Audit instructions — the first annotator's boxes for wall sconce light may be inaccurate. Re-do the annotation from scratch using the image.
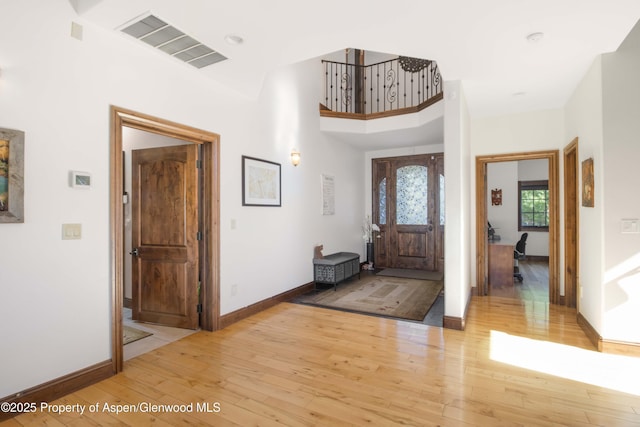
[290,149,301,167]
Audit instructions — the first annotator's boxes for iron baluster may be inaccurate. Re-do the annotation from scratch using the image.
[320,57,442,116]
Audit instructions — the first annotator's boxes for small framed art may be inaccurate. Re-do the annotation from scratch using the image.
[0,127,25,223]
[242,156,281,206]
[581,158,594,207]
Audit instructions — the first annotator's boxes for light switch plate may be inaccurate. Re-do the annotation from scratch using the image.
[70,22,83,40]
[62,223,82,240]
[621,219,639,234]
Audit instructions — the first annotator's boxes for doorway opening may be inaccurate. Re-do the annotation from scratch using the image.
[485,159,550,301]
[110,106,221,373]
[475,150,560,303]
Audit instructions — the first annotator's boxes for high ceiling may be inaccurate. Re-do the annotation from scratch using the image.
[72,0,640,118]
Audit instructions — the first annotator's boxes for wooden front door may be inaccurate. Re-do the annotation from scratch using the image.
[131,145,200,329]
[373,154,444,271]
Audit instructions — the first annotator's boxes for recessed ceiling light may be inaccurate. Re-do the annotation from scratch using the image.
[526,32,544,43]
[224,34,244,45]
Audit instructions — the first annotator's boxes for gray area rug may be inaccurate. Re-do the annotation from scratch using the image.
[377,268,444,281]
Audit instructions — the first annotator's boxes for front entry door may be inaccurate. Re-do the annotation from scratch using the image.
[131,145,199,329]
[373,154,444,271]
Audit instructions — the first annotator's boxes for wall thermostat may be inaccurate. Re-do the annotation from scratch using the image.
[70,171,91,188]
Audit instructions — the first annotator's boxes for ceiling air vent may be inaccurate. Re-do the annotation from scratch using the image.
[120,14,227,69]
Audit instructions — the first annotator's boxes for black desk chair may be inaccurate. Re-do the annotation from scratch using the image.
[513,233,528,282]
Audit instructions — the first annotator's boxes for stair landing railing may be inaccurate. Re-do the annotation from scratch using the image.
[320,56,443,119]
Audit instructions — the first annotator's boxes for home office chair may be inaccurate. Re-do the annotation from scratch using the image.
[513,233,528,282]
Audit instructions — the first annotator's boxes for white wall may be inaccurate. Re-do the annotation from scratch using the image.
[563,19,640,346]
[0,0,363,397]
[601,19,640,343]
[443,81,472,319]
[225,58,364,314]
[564,57,605,334]
[487,162,518,243]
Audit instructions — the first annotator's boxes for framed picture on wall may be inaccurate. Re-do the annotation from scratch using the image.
[491,188,502,206]
[242,155,281,206]
[0,127,25,223]
[321,173,335,215]
[582,157,594,207]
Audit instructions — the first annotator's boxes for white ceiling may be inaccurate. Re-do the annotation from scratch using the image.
[71,0,640,120]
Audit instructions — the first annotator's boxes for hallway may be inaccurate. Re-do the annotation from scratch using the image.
[489,259,549,301]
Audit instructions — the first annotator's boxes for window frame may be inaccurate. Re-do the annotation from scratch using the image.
[518,179,549,231]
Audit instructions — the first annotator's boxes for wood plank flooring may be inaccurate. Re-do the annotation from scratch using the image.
[489,259,549,301]
[5,292,640,426]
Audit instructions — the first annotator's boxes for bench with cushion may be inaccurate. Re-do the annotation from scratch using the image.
[313,252,360,290]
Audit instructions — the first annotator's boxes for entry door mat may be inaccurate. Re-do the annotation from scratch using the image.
[377,268,444,281]
[123,325,153,345]
[295,274,444,321]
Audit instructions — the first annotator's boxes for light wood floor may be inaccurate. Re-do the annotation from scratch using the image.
[5,295,640,426]
[489,259,549,301]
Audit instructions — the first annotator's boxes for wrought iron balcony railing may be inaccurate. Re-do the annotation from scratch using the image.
[320,56,443,119]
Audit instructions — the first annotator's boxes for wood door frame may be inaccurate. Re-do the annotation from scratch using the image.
[475,150,560,302]
[563,138,579,309]
[110,106,221,373]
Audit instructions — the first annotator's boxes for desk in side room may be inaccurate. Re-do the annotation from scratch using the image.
[488,241,515,287]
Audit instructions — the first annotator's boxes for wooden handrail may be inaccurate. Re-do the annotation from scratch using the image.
[319,92,443,120]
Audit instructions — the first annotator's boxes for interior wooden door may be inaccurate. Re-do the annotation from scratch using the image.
[131,145,199,329]
[373,154,443,271]
[564,138,579,308]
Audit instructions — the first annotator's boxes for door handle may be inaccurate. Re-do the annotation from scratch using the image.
[130,248,139,257]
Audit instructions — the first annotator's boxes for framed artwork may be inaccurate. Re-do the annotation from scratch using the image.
[0,127,25,223]
[242,155,281,206]
[582,158,594,207]
[491,188,502,206]
[321,173,335,215]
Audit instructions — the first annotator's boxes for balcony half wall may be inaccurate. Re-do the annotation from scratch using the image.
[319,97,444,151]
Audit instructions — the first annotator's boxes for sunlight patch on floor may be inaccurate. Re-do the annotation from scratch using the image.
[489,330,640,396]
